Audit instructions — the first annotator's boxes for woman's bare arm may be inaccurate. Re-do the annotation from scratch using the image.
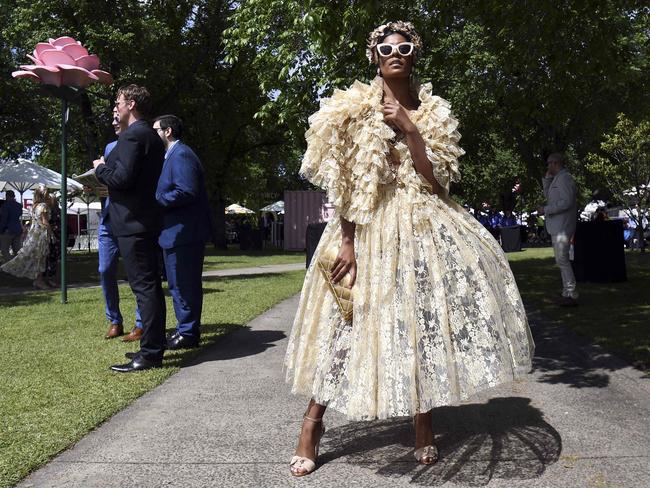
[331,216,357,286]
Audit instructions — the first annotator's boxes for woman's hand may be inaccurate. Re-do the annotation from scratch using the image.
[382,99,417,135]
[331,240,357,287]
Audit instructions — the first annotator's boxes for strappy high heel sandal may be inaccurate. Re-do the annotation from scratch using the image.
[413,415,438,465]
[289,414,325,477]
[414,445,439,465]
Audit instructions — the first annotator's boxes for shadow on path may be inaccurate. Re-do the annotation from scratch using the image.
[320,397,561,486]
[526,307,633,388]
[164,325,286,368]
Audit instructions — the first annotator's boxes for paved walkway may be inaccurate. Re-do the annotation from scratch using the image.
[18,296,650,487]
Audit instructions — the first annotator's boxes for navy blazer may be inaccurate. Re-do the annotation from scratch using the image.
[155,141,211,249]
[96,120,165,237]
[0,199,23,234]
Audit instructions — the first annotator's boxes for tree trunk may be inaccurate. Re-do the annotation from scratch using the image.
[638,224,646,253]
[210,191,227,250]
[79,92,99,168]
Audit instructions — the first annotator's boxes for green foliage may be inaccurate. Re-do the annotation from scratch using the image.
[585,113,650,237]
[2,1,650,218]
[224,1,650,208]
[1,0,304,244]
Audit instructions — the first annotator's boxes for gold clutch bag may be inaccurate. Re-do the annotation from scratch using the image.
[317,248,354,321]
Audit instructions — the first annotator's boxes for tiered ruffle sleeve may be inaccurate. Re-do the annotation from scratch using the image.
[299,80,395,225]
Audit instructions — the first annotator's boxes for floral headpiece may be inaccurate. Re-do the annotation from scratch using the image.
[366,21,423,64]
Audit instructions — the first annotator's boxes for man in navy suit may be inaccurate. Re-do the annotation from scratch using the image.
[153,115,210,349]
[99,108,143,341]
[94,85,167,372]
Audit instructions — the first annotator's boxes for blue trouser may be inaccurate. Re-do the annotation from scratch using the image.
[98,223,142,328]
[164,242,205,339]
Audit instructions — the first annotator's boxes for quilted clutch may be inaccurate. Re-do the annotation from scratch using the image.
[317,247,354,321]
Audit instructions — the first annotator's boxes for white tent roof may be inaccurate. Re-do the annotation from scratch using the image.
[581,200,606,220]
[260,200,284,214]
[0,158,83,193]
[225,203,254,214]
[67,201,102,214]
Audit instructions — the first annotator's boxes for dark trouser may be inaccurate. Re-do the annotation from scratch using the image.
[117,233,166,362]
[164,242,205,339]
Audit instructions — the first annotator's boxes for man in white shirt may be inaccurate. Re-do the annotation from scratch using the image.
[538,152,578,306]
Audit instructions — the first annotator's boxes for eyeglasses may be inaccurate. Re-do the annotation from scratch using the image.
[376,42,414,58]
[153,126,166,133]
[114,99,129,108]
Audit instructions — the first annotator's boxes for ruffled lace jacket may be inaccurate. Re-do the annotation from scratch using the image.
[299,77,464,224]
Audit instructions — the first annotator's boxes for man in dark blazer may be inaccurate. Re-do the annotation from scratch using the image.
[93,85,167,372]
[152,115,211,349]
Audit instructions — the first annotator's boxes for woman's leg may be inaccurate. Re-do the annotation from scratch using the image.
[414,410,434,449]
[291,399,327,474]
[33,272,50,289]
[414,409,438,464]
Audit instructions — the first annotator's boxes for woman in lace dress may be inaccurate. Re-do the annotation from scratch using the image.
[1,186,52,289]
[286,22,534,476]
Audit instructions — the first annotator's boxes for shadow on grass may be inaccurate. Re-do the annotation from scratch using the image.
[0,287,63,307]
[511,251,650,374]
[0,272,290,307]
[320,397,561,486]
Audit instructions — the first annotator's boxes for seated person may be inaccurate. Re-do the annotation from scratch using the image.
[499,209,519,227]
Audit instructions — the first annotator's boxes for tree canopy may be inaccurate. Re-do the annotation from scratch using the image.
[586,113,650,250]
[2,1,649,231]
[226,1,650,208]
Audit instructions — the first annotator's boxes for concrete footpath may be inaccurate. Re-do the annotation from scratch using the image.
[18,295,650,487]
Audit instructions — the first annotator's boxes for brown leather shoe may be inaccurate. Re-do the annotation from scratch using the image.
[122,327,143,342]
[105,324,124,339]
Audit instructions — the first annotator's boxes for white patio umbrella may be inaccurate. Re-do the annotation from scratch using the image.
[259,200,284,214]
[225,203,255,214]
[67,201,102,252]
[67,201,102,214]
[0,158,83,200]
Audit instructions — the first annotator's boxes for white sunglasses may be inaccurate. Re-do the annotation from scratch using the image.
[376,42,414,58]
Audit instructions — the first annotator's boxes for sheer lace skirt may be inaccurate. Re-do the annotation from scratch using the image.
[285,187,534,420]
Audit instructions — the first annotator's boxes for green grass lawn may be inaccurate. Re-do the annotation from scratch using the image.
[0,270,306,488]
[507,247,650,370]
[0,246,304,291]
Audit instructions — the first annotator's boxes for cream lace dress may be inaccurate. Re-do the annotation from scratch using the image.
[1,202,50,280]
[285,78,534,421]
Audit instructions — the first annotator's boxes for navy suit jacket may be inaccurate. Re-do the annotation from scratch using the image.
[0,199,23,234]
[95,120,165,237]
[156,141,211,249]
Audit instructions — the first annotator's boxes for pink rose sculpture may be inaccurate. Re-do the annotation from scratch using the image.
[12,36,113,88]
